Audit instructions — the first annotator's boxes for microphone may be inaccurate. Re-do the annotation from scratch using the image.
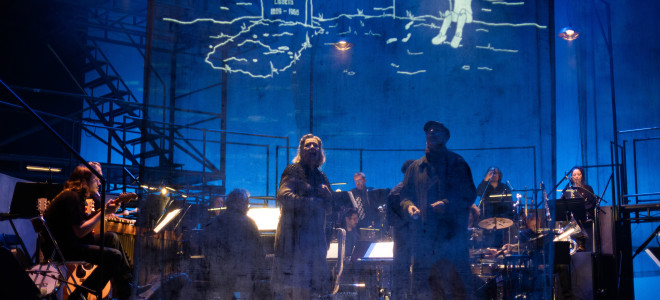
[123,167,139,185]
[506,180,514,192]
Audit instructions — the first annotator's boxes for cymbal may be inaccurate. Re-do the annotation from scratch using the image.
[478,217,514,230]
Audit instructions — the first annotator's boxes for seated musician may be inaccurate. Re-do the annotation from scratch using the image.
[350,172,378,229]
[86,161,138,219]
[476,167,513,219]
[202,188,266,299]
[559,166,597,251]
[560,166,597,220]
[340,208,361,257]
[43,165,135,300]
[476,167,513,247]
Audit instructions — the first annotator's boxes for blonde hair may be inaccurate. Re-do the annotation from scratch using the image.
[292,134,326,166]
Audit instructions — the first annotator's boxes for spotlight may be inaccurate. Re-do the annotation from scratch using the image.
[559,26,580,41]
[334,40,353,51]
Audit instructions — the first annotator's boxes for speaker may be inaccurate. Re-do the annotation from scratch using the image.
[0,246,40,300]
[570,252,617,300]
[571,252,593,300]
[597,206,615,255]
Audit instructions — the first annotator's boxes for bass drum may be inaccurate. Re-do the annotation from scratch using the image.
[28,264,64,298]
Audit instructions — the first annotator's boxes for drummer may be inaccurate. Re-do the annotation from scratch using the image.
[476,167,513,219]
[475,167,514,247]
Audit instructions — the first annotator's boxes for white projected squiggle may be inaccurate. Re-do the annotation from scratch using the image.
[164,0,546,77]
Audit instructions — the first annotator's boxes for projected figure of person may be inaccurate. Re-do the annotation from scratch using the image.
[271,134,334,299]
[399,121,476,299]
[432,0,473,48]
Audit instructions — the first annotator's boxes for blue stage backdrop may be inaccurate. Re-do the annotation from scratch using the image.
[143,0,552,199]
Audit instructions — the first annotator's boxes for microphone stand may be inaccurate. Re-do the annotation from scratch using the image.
[550,171,572,201]
[477,175,494,219]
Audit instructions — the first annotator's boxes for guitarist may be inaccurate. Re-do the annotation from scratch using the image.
[44,165,136,300]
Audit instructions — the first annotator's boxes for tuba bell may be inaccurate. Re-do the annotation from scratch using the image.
[553,213,583,255]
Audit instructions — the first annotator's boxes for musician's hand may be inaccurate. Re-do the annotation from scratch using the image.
[470,204,481,218]
[430,200,446,214]
[484,171,493,181]
[318,184,332,200]
[484,248,499,259]
[408,205,421,218]
[104,198,119,215]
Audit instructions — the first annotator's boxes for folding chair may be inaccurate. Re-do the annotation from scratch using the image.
[29,216,98,299]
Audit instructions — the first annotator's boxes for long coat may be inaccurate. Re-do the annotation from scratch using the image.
[271,163,333,294]
[399,148,476,299]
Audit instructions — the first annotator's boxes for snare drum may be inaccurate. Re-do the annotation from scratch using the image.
[28,264,63,297]
[471,259,499,277]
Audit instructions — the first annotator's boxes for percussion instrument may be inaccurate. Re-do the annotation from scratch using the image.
[478,217,514,230]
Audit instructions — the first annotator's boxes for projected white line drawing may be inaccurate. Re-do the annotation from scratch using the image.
[492,1,524,6]
[432,0,473,48]
[162,0,545,77]
[397,70,427,75]
[476,43,518,53]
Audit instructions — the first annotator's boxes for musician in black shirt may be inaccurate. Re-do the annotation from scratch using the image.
[559,166,597,251]
[476,167,513,220]
[44,165,133,300]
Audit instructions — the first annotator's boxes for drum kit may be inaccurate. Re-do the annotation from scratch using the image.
[469,191,546,299]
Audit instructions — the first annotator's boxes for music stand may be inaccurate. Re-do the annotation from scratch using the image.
[553,198,586,222]
[332,191,352,210]
[9,182,63,218]
[367,189,391,207]
[361,241,394,261]
[4,182,62,263]
[350,240,375,262]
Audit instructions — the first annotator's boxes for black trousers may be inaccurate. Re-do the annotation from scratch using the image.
[65,232,132,299]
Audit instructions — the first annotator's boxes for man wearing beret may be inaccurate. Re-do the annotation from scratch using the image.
[399,121,477,299]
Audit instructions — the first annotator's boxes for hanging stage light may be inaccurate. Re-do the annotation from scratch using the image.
[334,40,353,51]
[559,26,580,41]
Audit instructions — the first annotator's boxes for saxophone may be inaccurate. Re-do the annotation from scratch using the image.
[541,182,551,224]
